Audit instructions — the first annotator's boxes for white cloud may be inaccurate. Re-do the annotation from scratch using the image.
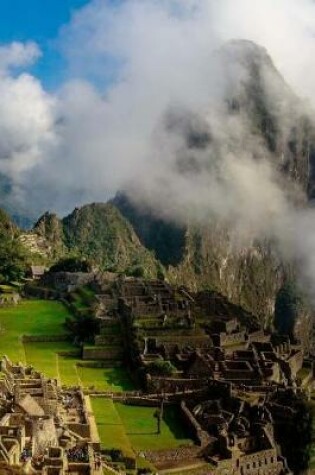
[0,73,56,177]
[0,41,41,73]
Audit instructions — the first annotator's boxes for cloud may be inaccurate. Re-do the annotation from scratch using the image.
[2,0,315,215]
[1,1,315,292]
[0,41,41,73]
[61,0,315,100]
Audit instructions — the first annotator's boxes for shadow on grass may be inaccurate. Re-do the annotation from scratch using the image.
[103,369,135,391]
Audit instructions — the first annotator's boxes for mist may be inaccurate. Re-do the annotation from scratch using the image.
[1,0,315,289]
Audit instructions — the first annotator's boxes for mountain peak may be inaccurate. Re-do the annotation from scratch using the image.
[220,39,273,66]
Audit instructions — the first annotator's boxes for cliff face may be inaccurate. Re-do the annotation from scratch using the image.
[219,40,314,193]
[166,227,284,322]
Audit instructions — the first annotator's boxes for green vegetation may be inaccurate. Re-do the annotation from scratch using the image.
[65,285,100,343]
[70,285,96,310]
[0,284,19,293]
[0,209,29,282]
[0,300,80,382]
[0,300,70,362]
[33,211,66,260]
[92,398,193,454]
[24,341,76,379]
[91,399,133,456]
[62,203,158,276]
[115,403,193,451]
[0,299,133,391]
[27,203,159,276]
[76,367,134,391]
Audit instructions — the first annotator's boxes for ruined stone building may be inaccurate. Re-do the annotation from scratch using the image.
[94,277,313,474]
[0,357,101,474]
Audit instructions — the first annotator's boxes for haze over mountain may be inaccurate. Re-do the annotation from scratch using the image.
[1,0,315,311]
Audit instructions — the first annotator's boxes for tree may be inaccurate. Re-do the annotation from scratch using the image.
[0,237,28,283]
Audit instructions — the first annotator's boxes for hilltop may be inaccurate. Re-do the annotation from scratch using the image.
[22,202,159,278]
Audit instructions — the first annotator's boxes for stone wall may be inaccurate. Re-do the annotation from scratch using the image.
[180,401,211,447]
[68,423,90,439]
[42,272,95,293]
[214,331,246,347]
[82,346,123,360]
[210,448,283,475]
[124,397,162,406]
[142,445,200,468]
[146,374,208,393]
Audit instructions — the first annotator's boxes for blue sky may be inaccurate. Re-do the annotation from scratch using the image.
[0,0,91,89]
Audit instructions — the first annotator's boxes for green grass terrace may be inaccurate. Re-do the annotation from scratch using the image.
[92,397,194,456]
[0,299,134,392]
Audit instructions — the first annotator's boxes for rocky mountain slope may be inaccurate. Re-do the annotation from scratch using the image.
[112,194,285,322]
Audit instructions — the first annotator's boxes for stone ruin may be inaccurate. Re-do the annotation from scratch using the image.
[0,356,102,474]
[91,276,315,474]
[9,273,313,474]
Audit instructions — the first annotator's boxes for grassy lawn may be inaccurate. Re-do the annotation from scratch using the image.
[58,356,82,386]
[0,300,70,363]
[116,403,193,451]
[92,399,193,454]
[77,366,134,392]
[24,341,75,379]
[0,298,136,393]
[92,398,134,456]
